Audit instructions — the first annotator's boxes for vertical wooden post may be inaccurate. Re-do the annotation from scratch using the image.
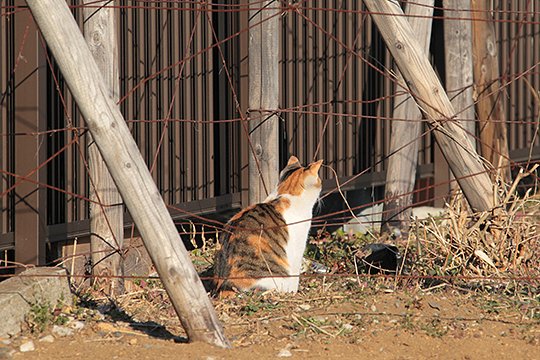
[83,0,124,295]
[471,0,510,182]
[381,0,434,238]
[444,0,476,146]
[13,4,47,267]
[248,0,280,204]
[25,0,230,347]
[442,0,477,199]
[362,0,496,212]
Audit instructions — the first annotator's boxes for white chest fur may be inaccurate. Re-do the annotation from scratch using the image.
[282,201,313,277]
[254,199,314,293]
[256,186,320,293]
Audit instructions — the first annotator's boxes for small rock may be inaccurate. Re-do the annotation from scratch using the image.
[277,348,292,357]
[52,325,74,337]
[128,338,138,346]
[93,312,105,321]
[311,316,326,323]
[38,335,55,343]
[370,304,377,312]
[0,347,11,359]
[342,324,353,331]
[19,341,35,352]
[0,339,11,345]
[298,304,311,311]
[69,321,85,331]
[96,322,117,332]
[428,301,441,311]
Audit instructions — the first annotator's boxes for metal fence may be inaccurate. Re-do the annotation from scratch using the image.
[0,1,539,264]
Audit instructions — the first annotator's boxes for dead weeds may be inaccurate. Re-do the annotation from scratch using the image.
[61,175,540,351]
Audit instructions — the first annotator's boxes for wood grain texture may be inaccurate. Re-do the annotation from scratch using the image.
[248,0,280,204]
[471,0,510,182]
[381,0,434,238]
[443,0,476,145]
[363,0,496,212]
[83,0,124,296]
[26,0,230,348]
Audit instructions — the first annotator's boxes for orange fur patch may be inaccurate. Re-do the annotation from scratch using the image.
[247,234,272,253]
[246,234,289,269]
[218,290,237,299]
[228,267,257,290]
[274,197,291,212]
[277,170,304,195]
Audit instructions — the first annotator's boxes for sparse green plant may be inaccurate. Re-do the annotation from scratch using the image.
[305,230,374,273]
[481,299,502,314]
[26,299,72,333]
[400,312,416,331]
[54,313,69,326]
[421,318,448,338]
[26,302,54,333]
[239,293,280,315]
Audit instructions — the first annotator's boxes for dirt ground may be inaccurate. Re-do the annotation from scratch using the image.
[5,276,540,360]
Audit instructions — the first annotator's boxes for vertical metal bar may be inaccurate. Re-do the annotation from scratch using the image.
[13,3,47,266]
[0,1,15,234]
[196,4,204,200]
[165,6,173,204]
[305,5,314,162]
[155,4,164,195]
[297,10,305,162]
[239,0,250,207]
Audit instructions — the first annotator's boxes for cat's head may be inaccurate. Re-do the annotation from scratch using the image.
[276,156,323,198]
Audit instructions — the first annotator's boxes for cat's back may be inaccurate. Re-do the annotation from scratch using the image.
[213,200,290,292]
[225,200,288,236]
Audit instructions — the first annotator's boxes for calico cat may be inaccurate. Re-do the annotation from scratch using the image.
[213,156,323,295]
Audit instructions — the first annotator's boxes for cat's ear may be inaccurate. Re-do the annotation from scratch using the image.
[308,160,323,173]
[287,156,300,166]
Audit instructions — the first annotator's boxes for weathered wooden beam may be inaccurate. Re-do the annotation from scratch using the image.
[471,0,510,182]
[83,0,125,296]
[248,0,280,204]
[381,0,434,238]
[444,0,476,146]
[25,0,230,348]
[362,0,496,212]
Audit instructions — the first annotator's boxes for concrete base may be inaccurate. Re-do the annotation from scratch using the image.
[0,267,72,338]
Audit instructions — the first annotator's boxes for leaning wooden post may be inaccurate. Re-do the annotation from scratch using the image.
[471,0,510,182]
[381,0,434,238]
[248,0,280,204]
[25,0,230,348]
[362,0,496,212]
[83,0,125,296]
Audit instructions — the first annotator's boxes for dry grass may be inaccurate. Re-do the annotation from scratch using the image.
[70,168,540,348]
[405,167,539,285]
